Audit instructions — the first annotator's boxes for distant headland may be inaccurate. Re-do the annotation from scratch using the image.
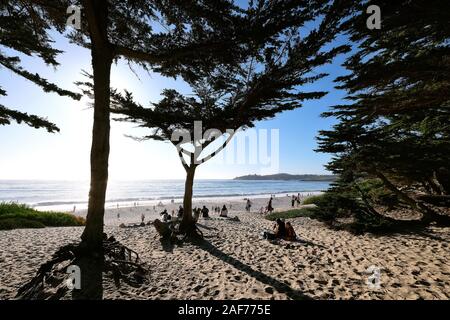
[233,173,337,181]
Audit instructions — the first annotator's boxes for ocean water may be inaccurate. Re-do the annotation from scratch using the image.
[0,179,331,211]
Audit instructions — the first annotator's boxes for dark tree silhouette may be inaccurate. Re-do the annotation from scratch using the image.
[111,0,351,238]
[70,0,247,249]
[0,1,81,132]
[316,0,450,229]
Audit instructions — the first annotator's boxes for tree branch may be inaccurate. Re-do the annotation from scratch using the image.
[196,129,238,165]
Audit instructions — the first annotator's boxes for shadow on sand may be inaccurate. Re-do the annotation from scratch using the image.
[196,239,312,300]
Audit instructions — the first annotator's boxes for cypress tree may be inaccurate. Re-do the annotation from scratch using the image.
[317,0,450,228]
[0,1,81,132]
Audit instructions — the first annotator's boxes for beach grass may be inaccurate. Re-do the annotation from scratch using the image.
[265,207,317,221]
[0,202,85,230]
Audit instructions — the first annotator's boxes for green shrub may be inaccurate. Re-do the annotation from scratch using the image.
[0,202,85,230]
[302,194,325,205]
[0,218,46,230]
[265,208,317,221]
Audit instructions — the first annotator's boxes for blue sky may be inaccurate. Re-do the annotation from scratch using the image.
[0,23,351,181]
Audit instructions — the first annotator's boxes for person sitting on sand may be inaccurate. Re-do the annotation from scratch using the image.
[201,206,209,218]
[275,218,286,238]
[263,218,286,240]
[153,219,176,241]
[177,206,184,219]
[193,207,200,222]
[220,205,228,217]
[160,209,169,222]
[284,221,297,241]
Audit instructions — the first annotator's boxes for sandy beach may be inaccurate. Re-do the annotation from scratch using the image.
[1,194,449,300]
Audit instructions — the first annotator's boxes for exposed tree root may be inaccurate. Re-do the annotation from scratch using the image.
[153,218,204,245]
[16,236,149,300]
[180,222,204,242]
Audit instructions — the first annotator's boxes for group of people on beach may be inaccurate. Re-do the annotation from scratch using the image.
[257,197,274,214]
[213,205,229,217]
[117,196,300,243]
[291,193,302,208]
[157,204,231,222]
[193,206,211,221]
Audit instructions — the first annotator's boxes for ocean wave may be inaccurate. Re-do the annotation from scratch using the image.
[32,189,326,208]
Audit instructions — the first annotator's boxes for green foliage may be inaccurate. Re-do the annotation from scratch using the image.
[302,194,325,205]
[107,1,352,227]
[0,218,46,230]
[316,0,450,229]
[358,179,398,208]
[0,1,81,132]
[265,208,317,221]
[0,203,85,230]
[111,1,351,168]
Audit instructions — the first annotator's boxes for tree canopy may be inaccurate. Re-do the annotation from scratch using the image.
[110,0,352,234]
[316,0,450,229]
[0,1,81,132]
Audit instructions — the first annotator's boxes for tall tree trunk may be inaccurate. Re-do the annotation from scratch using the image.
[432,171,446,195]
[180,165,196,233]
[436,167,450,195]
[81,0,113,250]
[427,175,443,195]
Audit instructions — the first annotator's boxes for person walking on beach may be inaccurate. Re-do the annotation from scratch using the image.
[141,213,145,224]
[267,197,274,214]
[291,195,295,208]
[117,212,120,220]
[245,199,252,212]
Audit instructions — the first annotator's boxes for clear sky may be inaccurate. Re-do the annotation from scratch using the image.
[0,27,351,181]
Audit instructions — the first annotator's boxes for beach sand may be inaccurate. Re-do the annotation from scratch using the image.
[1,194,449,300]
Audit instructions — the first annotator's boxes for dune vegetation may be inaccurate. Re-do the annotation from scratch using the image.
[0,202,85,230]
